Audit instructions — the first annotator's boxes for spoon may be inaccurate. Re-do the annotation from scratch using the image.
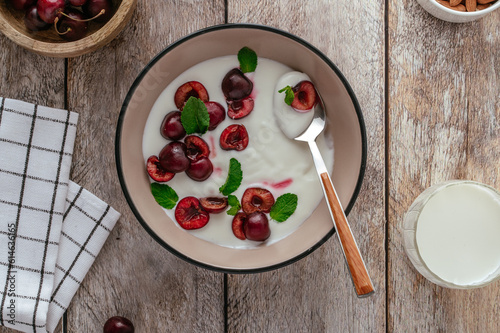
[292,92,374,297]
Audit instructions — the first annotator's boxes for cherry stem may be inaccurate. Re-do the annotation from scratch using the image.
[53,17,71,35]
[59,9,105,22]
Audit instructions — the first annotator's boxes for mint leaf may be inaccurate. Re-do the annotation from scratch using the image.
[219,158,243,196]
[226,194,241,216]
[181,96,210,134]
[238,46,258,73]
[278,86,294,106]
[270,193,298,222]
[227,206,240,216]
[151,183,178,209]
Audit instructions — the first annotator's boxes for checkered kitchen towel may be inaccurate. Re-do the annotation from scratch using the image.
[0,98,120,333]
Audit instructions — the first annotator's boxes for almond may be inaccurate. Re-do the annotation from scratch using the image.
[453,3,467,10]
[465,0,477,11]
[435,0,492,11]
[477,3,492,8]
[436,0,453,8]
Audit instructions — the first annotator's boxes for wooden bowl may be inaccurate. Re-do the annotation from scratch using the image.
[0,0,137,57]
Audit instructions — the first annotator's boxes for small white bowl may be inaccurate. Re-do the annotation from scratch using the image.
[416,0,500,22]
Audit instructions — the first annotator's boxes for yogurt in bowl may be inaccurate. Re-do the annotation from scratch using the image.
[117,24,367,272]
[142,50,334,248]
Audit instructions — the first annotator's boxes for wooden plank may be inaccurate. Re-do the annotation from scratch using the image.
[0,37,65,109]
[388,0,500,331]
[227,1,386,332]
[64,1,226,332]
[0,36,65,333]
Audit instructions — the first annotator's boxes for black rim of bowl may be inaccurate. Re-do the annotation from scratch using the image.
[115,23,368,274]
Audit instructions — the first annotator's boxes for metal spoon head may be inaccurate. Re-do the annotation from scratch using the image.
[293,92,326,143]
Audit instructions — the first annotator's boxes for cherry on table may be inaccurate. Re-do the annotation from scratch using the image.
[103,316,134,333]
[24,5,50,31]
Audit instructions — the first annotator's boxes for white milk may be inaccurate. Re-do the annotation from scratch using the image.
[404,181,500,288]
[142,56,334,249]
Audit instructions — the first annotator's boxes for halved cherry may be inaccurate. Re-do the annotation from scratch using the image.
[291,81,317,111]
[227,97,254,119]
[184,135,210,161]
[205,101,226,130]
[219,124,249,151]
[232,212,247,240]
[146,156,175,182]
[200,197,228,213]
[174,81,209,110]
[175,197,210,230]
[241,187,275,214]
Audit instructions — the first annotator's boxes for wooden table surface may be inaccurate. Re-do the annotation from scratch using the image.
[1,0,499,332]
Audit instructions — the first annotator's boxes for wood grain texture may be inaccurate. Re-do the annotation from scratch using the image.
[227,0,386,331]
[64,0,225,332]
[388,0,500,331]
[2,0,499,331]
[0,34,65,333]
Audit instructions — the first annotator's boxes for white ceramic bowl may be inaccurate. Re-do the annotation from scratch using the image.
[416,0,500,22]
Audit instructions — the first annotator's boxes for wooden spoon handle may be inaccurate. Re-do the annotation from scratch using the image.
[320,172,374,297]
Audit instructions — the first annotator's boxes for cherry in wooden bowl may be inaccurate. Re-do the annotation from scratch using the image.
[0,0,137,57]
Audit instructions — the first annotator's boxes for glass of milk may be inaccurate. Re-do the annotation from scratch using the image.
[403,180,500,289]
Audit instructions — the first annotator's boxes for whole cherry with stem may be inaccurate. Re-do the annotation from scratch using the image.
[37,0,65,24]
[54,8,105,41]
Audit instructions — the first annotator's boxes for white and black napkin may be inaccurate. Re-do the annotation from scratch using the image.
[0,98,120,333]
